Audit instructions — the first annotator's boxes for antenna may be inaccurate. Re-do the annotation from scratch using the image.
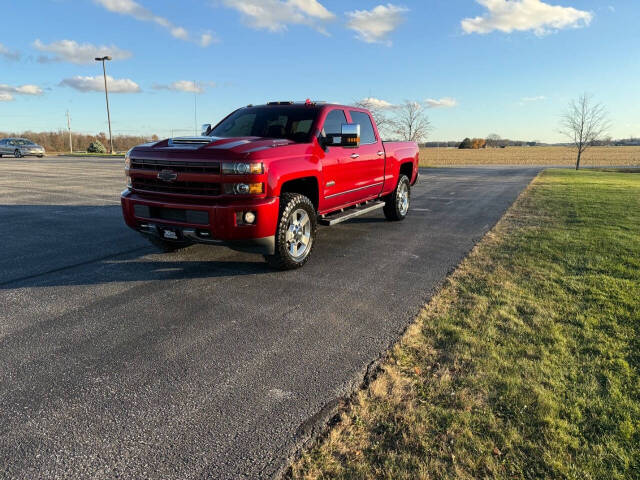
[66,110,73,153]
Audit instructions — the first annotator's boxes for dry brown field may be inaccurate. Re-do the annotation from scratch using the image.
[419,146,640,167]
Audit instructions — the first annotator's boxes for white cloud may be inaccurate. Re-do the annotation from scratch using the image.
[461,0,593,36]
[0,43,21,61]
[33,39,132,64]
[60,75,141,93]
[0,84,43,101]
[358,97,396,109]
[425,97,458,108]
[346,4,408,45]
[94,0,213,45]
[222,0,334,32]
[153,80,214,94]
[199,32,217,47]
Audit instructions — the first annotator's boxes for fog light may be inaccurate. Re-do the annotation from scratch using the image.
[236,183,250,195]
[244,211,256,224]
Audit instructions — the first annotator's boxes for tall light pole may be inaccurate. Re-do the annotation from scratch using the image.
[95,56,113,154]
[66,110,73,153]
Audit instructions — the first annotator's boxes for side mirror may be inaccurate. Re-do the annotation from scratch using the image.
[201,124,212,136]
[323,123,360,148]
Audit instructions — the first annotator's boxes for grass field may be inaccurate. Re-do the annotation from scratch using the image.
[290,169,640,479]
[420,146,640,167]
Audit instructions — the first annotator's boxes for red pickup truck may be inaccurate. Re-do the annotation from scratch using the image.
[121,101,419,269]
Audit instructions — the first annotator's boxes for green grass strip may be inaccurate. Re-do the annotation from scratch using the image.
[291,169,640,480]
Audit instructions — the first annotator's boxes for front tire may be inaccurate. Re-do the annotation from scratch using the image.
[383,174,411,221]
[265,193,317,270]
[14,149,22,158]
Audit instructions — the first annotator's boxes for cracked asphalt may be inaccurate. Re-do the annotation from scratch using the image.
[0,157,540,479]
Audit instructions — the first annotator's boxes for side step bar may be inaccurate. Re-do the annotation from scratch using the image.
[319,201,385,226]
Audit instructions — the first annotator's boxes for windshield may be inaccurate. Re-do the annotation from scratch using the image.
[210,106,320,143]
[16,139,34,145]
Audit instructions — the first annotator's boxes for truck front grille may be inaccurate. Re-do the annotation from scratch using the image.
[132,178,221,196]
[130,159,221,174]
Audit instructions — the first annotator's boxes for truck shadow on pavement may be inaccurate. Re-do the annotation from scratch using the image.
[2,249,275,290]
[0,204,276,290]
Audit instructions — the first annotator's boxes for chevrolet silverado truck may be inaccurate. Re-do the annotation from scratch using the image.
[121,101,419,269]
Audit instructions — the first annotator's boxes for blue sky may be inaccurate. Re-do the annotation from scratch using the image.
[1,0,638,141]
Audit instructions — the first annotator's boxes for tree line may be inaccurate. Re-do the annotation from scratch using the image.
[0,130,159,153]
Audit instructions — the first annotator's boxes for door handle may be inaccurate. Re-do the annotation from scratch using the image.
[350,153,360,159]
[377,151,384,156]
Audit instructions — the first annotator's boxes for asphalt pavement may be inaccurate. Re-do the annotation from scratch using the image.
[0,157,541,479]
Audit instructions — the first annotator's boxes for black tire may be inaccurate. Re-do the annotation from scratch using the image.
[383,174,411,221]
[14,149,22,158]
[146,236,191,253]
[265,193,317,270]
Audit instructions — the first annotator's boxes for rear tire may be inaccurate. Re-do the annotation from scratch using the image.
[383,174,411,221]
[146,236,191,253]
[265,193,317,270]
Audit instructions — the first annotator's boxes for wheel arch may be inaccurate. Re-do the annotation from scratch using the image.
[278,176,320,212]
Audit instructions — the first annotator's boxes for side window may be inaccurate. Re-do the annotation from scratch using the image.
[349,111,377,144]
[322,109,347,136]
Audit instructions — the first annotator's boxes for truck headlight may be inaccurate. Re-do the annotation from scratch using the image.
[223,183,264,195]
[221,162,263,175]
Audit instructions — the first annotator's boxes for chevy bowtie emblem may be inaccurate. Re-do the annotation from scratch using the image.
[157,169,178,182]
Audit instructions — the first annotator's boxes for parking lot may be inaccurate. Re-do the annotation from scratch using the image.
[0,157,540,479]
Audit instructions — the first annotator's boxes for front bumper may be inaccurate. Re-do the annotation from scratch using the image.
[121,190,279,255]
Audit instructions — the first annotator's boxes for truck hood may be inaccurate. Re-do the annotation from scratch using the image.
[134,136,297,159]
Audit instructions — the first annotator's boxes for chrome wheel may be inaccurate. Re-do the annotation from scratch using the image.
[14,149,22,158]
[286,208,312,260]
[398,181,409,216]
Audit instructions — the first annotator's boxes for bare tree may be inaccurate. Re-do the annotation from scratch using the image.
[560,93,610,170]
[353,97,394,139]
[486,133,501,148]
[392,101,432,143]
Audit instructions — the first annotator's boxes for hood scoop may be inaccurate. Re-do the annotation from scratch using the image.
[168,136,220,148]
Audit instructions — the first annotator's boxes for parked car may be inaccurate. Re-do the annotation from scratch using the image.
[121,101,419,269]
[0,138,46,158]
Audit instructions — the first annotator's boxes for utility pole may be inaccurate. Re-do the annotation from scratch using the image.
[94,56,113,154]
[66,110,73,153]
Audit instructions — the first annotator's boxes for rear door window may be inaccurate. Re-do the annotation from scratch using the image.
[349,111,377,144]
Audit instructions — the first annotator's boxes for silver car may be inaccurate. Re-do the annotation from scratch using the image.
[0,138,46,158]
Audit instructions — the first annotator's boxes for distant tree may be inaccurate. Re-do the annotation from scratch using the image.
[472,138,486,149]
[392,101,432,143]
[87,141,107,154]
[459,138,473,149]
[560,93,610,170]
[486,133,501,148]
